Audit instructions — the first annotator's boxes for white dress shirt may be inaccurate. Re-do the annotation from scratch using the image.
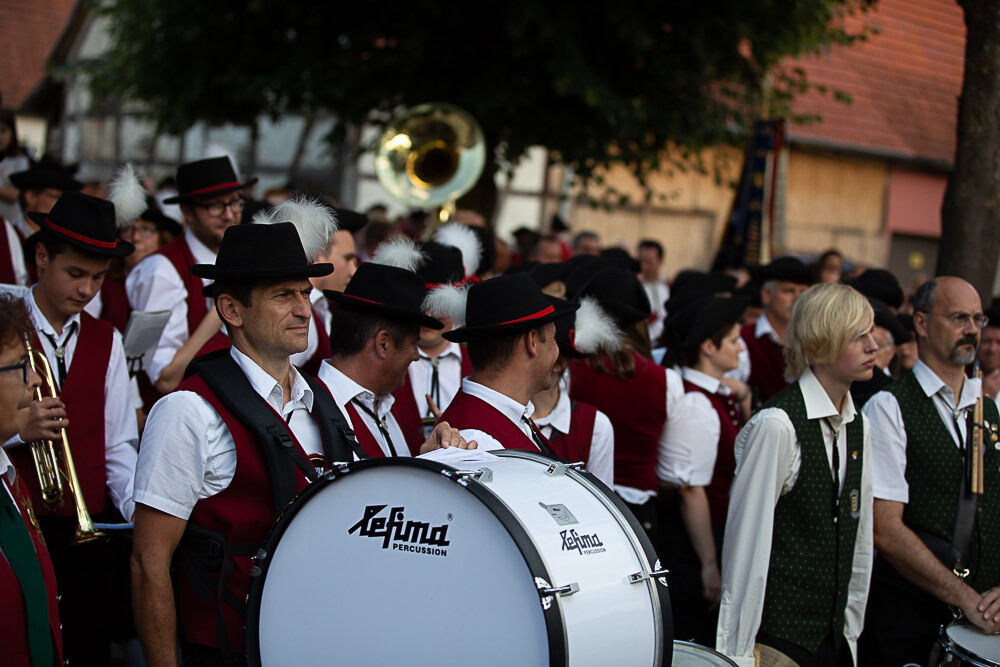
[133,347,322,520]
[125,229,220,384]
[1,219,27,286]
[732,313,780,384]
[316,361,409,458]
[6,289,141,520]
[533,378,615,487]
[863,358,980,503]
[658,367,729,487]
[408,342,464,417]
[716,367,873,667]
[641,277,670,344]
[454,378,537,452]
[288,292,324,369]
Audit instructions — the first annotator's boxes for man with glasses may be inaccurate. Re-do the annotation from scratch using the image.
[126,156,256,395]
[860,277,1000,664]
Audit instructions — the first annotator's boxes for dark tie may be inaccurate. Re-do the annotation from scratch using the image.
[42,321,77,387]
[353,400,399,457]
[427,356,440,419]
[824,418,841,521]
[0,480,54,666]
[522,415,557,457]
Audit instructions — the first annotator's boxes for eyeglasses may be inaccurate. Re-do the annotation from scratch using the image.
[921,310,990,329]
[0,357,29,384]
[193,197,244,218]
[122,223,158,239]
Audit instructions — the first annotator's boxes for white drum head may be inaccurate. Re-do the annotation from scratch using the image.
[250,460,552,666]
[672,641,739,666]
[947,624,1000,665]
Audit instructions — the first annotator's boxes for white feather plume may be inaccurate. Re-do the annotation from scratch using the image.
[250,207,279,226]
[573,296,624,354]
[269,196,339,262]
[371,237,426,272]
[108,163,148,227]
[422,284,469,328]
[433,223,482,277]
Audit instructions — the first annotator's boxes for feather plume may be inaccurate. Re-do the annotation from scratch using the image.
[108,164,148,227]
[250,206,279,226]
[268,196,339,262]
[433,223,482,277]
[573,296,623,354]
[422,284,469,328]
[371,236,425,272]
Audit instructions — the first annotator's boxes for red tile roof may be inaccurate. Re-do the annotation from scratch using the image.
[787,0,965,166]
[1,0,79,109]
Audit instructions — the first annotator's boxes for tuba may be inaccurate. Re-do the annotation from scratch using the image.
[24,335,102,544]
[374,102,486,228]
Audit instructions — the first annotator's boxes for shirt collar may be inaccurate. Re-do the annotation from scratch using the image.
[418,341,462,361]
[681,367,722,394]
[184,228,218,265]
[317,360,395,418]
[26,286,82,339]
[534,388,571,434]
[0,447,15,486]
[754,314,780,343]
[461,378,535,423]
[799,366,857,426]
[310,287,325,307]
[912,358,980,411]
[230,346,314,411]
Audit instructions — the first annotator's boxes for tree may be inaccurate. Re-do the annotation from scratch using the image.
[87,0,869,212]
[937,0,1000,301]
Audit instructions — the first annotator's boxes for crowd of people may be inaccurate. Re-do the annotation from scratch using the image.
[1,123,999,667]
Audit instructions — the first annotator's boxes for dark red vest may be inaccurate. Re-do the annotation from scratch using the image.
[98,275,130,334]
[683,379,742,528]
[438,389,541,452]
[548,400,597,466]
[569,351,667,491]
[741,322,789,402]
[297,309,330,377]
[392,347,473,456]
[155,235,229,352]
[0,475,64,666]
[176,374,312,650]
[343,402,389,459]
[0,217,19,285]
[11,313,112,516]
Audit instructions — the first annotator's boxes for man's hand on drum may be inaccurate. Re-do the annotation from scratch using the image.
[419,420,477,454]
[974,586,1000,633]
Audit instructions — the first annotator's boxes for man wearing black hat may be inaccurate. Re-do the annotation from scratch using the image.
[316,262,473,459]
[126,156,256,395]
[738,256,812,403]
[4,191,140,664]
[439,273,578,453]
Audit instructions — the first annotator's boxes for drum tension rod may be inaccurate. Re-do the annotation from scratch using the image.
[446,468,493,483]
[535,577,580,598]
[544,462,585,477]
[629,566,671,586]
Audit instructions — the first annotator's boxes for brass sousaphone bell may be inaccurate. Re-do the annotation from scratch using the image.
[374,102,486,227]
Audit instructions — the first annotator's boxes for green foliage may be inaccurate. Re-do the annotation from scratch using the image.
[87,0,870,187]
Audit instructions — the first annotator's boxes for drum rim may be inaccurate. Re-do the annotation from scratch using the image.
[673,640,740,666]
[495,450,673,666]
[244,456,569,667]
[943,622,1000,667]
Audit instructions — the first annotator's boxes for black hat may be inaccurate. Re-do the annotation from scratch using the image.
[503,261,538,276]
[749,256,813,286]
[599,247,640,274]
[9,156,83,193]
[332,207,368,234]
[671,270,738,297]
[870,298,911,345]
[191,222,332,281]
[325,262,443,329]
[417,241,465,286]
[847,269,904,310]
[573,265,651,326]
[986,305,1000,330]
[444,273,579,342]
[27,191,134,258]
[137,195,182,238]
[548,296,586,359]
[897,312,916,337]
[529,254,598,290]
[666,295,749,350]
[162,156,258,204]
[734,279,764,308]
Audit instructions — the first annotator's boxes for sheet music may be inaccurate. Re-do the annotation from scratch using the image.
[418,447,500,465]
[123,310,171,374]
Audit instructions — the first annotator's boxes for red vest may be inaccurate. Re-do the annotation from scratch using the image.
[296,309,330,377]
[175,373,313,650]
[569,351,666,491]
[343,402,389,459]
[0,217,19,285]
[683,379,742,528]
[98,275,130,334]
[0,475,64,666]
[741,323,789,402]
[11,313,113,516]
[392,348,472,456]
[548,400,597,466]
[438,390,541,452]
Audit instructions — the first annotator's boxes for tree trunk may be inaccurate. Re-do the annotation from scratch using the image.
[937,0,1000,301]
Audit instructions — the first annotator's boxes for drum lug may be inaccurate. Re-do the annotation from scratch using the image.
[447,468,493,483]
[535,576,580,609]
[544,461,585,477]
[629,560,670,587]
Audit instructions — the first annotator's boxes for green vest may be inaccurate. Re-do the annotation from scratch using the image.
[884,370,1000,590]
[757,382,864,654]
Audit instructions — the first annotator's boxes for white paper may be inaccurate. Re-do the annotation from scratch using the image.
[418,447,500,465]
[123,310,171,374]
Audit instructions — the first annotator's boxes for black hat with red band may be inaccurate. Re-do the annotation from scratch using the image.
[444,273,579,343]
[192,222,332,282]
[325,262,443,329]
[162,156,257,204]
[28,191,134,258]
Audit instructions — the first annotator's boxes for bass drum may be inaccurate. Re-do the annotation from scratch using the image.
[938,622,1000,667]
[246,450,671,666]
[671,641,738,666]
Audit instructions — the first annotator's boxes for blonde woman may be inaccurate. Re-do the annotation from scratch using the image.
[716,283,877,667]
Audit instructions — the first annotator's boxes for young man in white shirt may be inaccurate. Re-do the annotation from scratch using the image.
[717,282,877,667]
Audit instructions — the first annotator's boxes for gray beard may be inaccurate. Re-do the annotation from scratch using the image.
[950,346,978,366]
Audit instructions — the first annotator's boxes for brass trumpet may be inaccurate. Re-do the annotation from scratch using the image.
[24,335,102,544]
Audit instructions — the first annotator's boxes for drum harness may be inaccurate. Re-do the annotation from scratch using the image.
[173,352,367,655]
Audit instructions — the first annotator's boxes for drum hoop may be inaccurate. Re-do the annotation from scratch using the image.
[494,450,673,666]
[244,456,568,667]
[673,640,740,666]
[942,622,1000,667]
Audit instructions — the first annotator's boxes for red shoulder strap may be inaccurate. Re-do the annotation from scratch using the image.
[439,390,539,452]
[390,371,425,456]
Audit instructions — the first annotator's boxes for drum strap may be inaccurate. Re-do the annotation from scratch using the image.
[300,371,370,462]
[951,411,978,574]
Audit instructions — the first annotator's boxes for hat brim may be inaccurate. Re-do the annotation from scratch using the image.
[680,297,749,348]
[9,172,83,193]
[324,290,444,329]
[162,178,259,204]
[26,218,135,259]
[191,261,333,280]
[443,301,580,343]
